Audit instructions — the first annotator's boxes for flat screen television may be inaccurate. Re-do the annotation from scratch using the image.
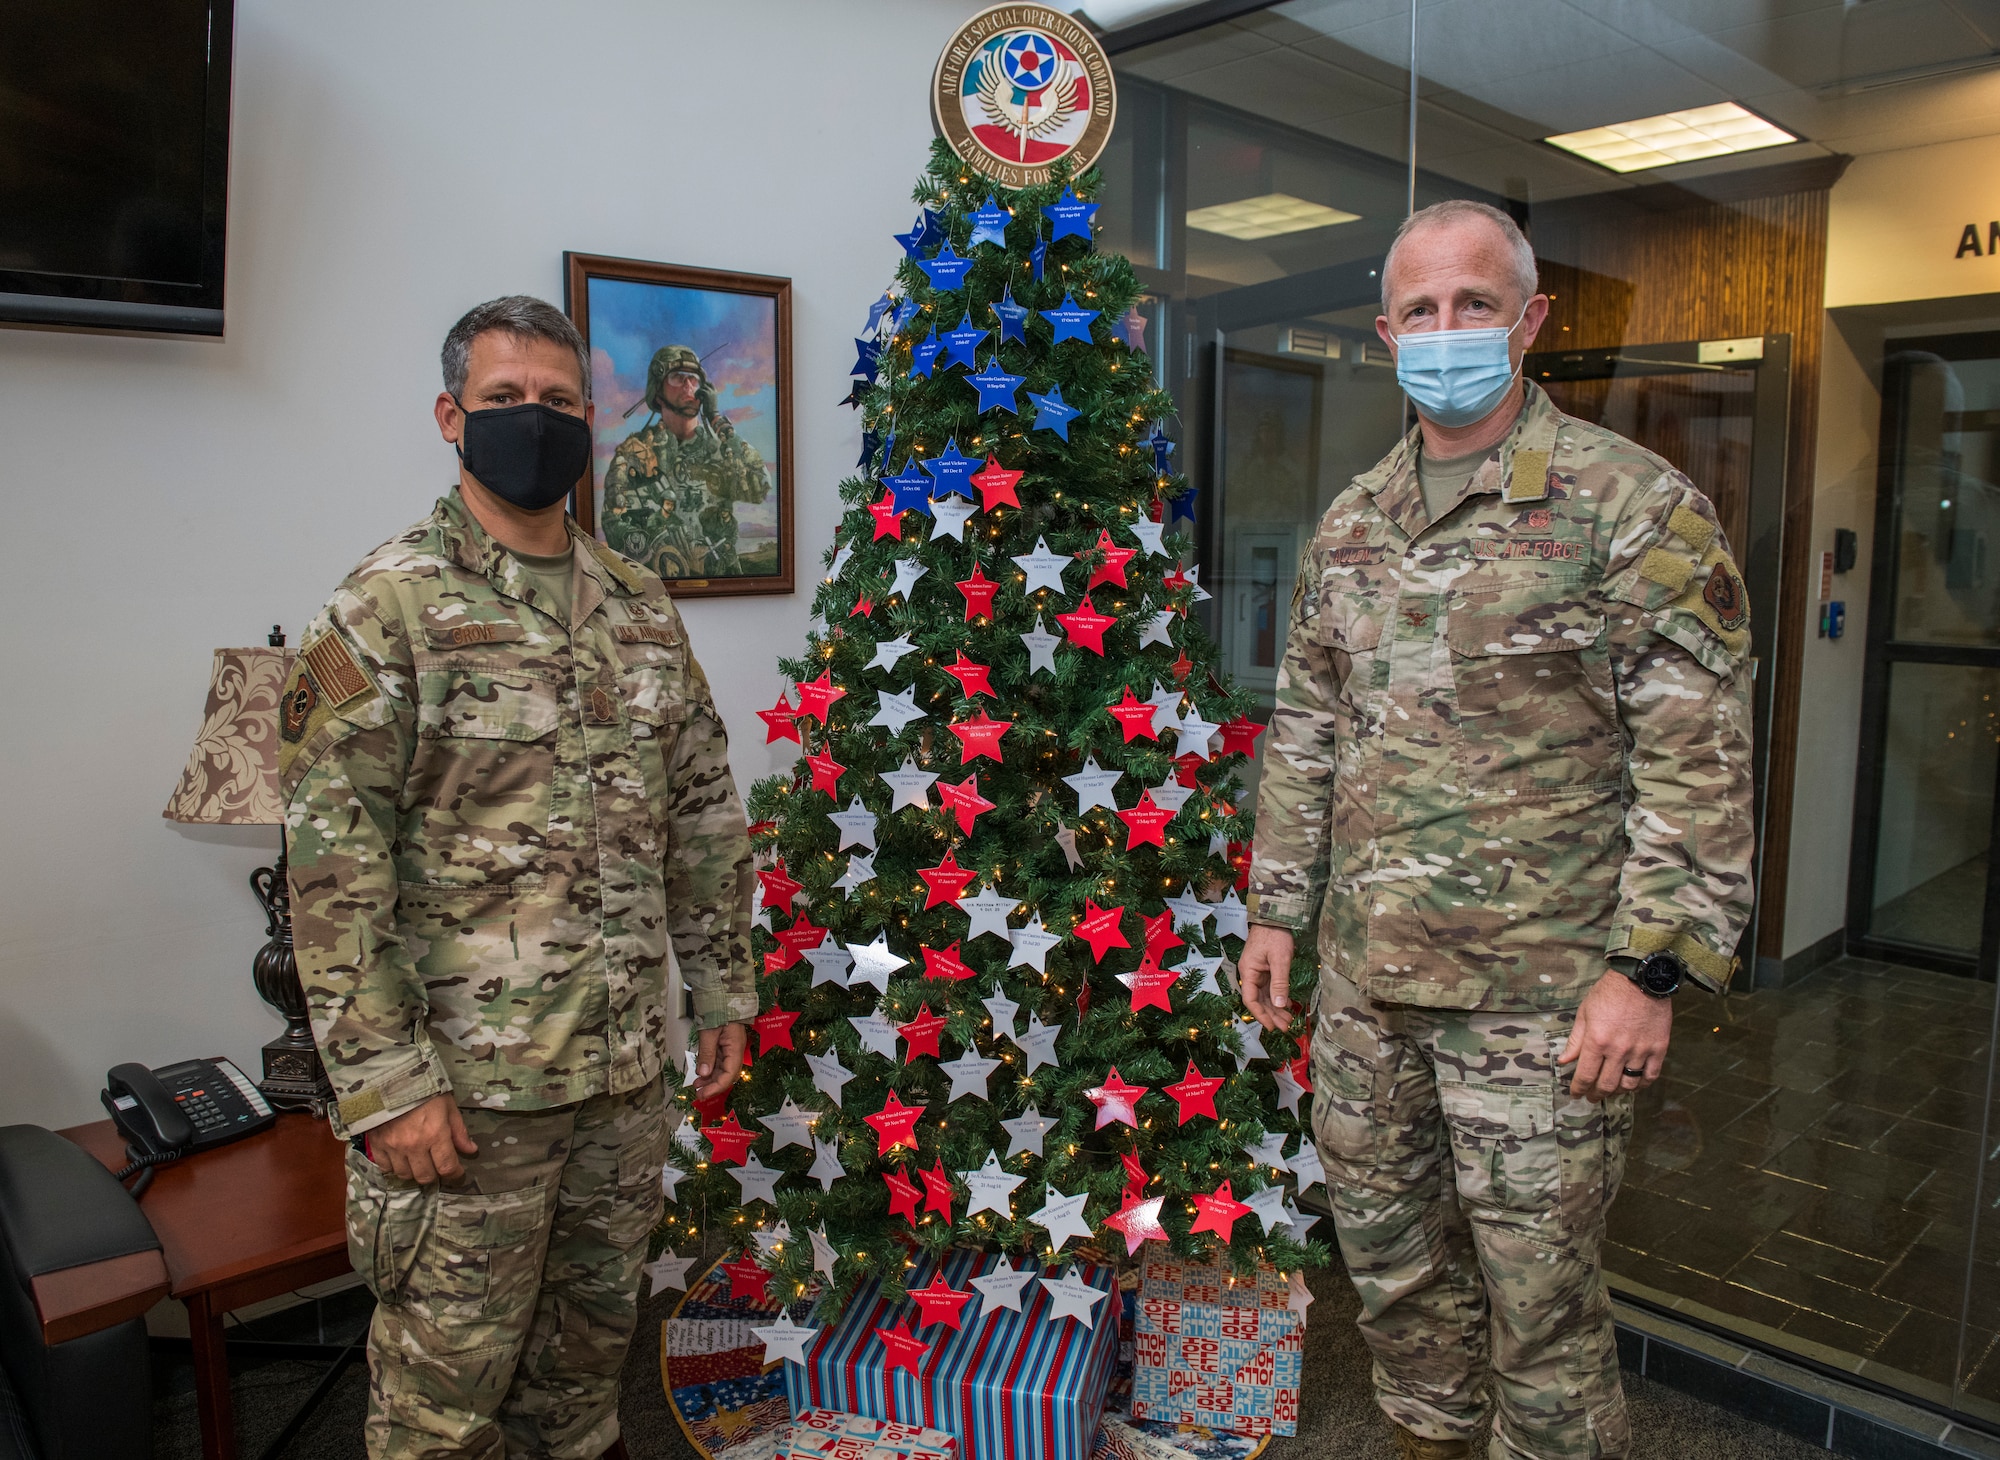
[0,0,235,335]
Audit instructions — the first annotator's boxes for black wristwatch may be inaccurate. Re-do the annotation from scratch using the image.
[1623,951,1686,999]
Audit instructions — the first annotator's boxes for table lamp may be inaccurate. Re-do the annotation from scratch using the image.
[162,630,333,1113]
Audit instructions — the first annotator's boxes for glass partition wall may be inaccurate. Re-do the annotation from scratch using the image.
[1103,0,2000,1426]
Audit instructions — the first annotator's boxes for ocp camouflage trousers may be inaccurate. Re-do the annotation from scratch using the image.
[344,1078,670,1459]
[1309,972,1634,1459]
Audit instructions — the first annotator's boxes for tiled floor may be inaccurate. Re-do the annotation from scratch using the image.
[1608,955,2000,1414]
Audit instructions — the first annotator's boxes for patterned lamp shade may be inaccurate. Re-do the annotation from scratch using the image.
[163,647,295,826]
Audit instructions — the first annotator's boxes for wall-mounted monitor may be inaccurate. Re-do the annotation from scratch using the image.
[0,0,235,336]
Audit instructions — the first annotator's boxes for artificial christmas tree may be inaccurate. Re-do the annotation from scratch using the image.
[659,140,1329,1338]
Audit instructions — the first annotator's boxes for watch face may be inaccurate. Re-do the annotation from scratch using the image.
[1639,953,1685,995]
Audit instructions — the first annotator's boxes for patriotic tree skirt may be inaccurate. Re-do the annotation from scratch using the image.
[659,1257,1270,1460]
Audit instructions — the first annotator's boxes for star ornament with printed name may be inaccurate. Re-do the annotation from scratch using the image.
[968,194,1011,249]
[792,672,846,724]
[991,281,1029,345]
[1219,715,1266,757]
[1190,1180,1254,1240]
[1055,595,1116,655]
[1165,1059,1224,1124]
[756,859,802,914]
[1103,1194,1169,1256]
[865,1090,926,1153]
[1116,954,1177,1013]
[918,848,977,909]
[1043,186,1100,243]
[757,693,799,745]
[918,242,973,291]
[721,1254,772,1302]
[884,1168,922,1224]
[1085,1067,1148,1130]
[753,1004,800,1054]
[875,1321,929,1377]
[949,710,1012,764]
[909,1273,974,1331]
[937,773,995,834]
[940,313,989,373]
[1029,385,1082,440]
[867,492,905,542]
[1079,529,1136,590]
[1075,899,1129,961]
[701,1113,757,1165]
[968,355,1025,413]
[806,750,845,798]
[909,329,941,380]
[971,454,1023,512]
[1040,292,1100,346]
[920,1159,955,1220]
[897,1002,948,1062]
[1116,790,1175,850]
[943,652,995,699]
[1107,687,1160,744]
[886,461,934,515]
[923,438,980,499]
[1140,909,1184,960]
[922,941,974,983]
[955,564,999,621]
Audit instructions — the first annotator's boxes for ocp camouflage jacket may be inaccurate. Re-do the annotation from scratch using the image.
[1247,383,1754,1009]
[279,492,756,1137]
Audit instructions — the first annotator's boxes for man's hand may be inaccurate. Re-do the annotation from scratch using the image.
[368,1093,477,1184]
[694,1021,748,1102]
[1557,970,1673,1101]
[1239,925,1297,1032]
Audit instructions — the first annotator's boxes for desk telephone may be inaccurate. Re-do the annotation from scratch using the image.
[101,1058,276,1193]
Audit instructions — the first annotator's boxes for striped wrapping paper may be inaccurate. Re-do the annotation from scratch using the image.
[783,1250,1119,1460]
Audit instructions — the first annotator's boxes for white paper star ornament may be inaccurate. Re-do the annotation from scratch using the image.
[1020,617,1061,676]
[940,1048,1002,1103]
[880,758,939,812]
[808,1136,846,1192]
[1040,1269,1110,1327]
[970,1257,1035,1313]
[645,1249,694,1296]
[806,1048,853,1104]
[1000,1103,1056,1157]
[1029,1186,1095,1254]
[757,1097,818,1151]
[1012,537,1072,595]
[1063,756,1122,814]
[828,797,879,851]
[848,931,909,994]
[1009,914,1061,973]
[960,1149,1025,1218]
[751,1310,820,1366]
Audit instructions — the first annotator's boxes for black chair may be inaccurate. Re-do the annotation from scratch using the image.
[0,1125,162,1460]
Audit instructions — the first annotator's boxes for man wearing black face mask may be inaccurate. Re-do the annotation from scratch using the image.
[278,295,754,1459]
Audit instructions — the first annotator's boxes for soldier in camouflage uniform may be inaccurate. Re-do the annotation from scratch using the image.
[1239,202,1754,1460]
[280,298,756,1459]
[600,345,771,580]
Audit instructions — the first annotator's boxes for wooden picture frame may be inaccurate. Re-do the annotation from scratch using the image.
[563,253,794,598]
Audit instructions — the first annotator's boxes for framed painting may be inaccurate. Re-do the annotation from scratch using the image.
[563,253,793,597]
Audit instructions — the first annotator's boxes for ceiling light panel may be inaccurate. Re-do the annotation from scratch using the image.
[1185,193,1361,240]
[1544,103,1798,173]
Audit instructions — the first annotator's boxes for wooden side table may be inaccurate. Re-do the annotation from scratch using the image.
[62,1111,352,1460]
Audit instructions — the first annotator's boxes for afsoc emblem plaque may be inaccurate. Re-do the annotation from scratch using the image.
[931,4,1117,186]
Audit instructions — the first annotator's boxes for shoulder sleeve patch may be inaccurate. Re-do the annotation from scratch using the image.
[301,631,371,707]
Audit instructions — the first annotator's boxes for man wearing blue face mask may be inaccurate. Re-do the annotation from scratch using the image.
[1240,202,1755,1459]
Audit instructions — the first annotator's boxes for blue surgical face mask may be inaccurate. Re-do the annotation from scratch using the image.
[1393,303,1529,429]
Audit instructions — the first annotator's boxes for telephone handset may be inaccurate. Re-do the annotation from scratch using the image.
[101,1057,276,1193]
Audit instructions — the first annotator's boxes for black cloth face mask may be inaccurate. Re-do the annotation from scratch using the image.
[454,398,591,511]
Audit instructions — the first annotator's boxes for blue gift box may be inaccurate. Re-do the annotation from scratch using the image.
[784,1251,1119,1460]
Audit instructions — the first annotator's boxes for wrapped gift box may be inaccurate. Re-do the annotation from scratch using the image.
[1128,1254,1302,1437]
[784,1251,1118,1460]
[776,1408,958,1460]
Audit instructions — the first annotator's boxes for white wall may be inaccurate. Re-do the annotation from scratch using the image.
[0,0,981,1130]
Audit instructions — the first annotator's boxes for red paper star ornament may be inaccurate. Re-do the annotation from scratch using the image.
[921,940,974,982]
[918,848,977,909]
[1107,688,1159,743]
[849,594,875,620]
[753,1004,800,1055]
[1079,529,1136,591]
[943,651,995,699]
[775,915,827,959]
[1055,594,1116,655]
[865,1090,926,1153]
[1218,715,1266,757]
[884,1168,922,1224]
[1140,910,1184,960]
[875,1321,929,1377]
[949,711,1012,764]
[806,750,846,799]
[1165,1059,1223,1124]
[1074,899,1130,962]
[1173,751,1207,788]
[702,1113,757,1166]
[909,1273,974,1330]
[1118,954,1177,1013]
[1170,650,1194,683]
[756,694,800,745]
[956,564,999,622]
[1103,1194,1168,1256]
[897,1005,947,1063]
[936,773,995,835]
[1116,790,1174,850]
[868,490,905,542]
[1085,1067,1148,1129]
[919,1159,955,1221]
[793,672,846,724]
[1120,1148,1150,1204]
[1190,1180,1253,1240]
[756,859,802,914]
[970,454,1023,512]
[721,1254,772,1301]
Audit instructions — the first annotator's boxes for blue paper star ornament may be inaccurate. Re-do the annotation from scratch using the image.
[1040,293,1100,347]
[968,195,1011,250]
[991,283,1029,346]
[968,356,1025,414]
[1029,385,1082,440]
[921,438,979,500]
[918,242,974,292]
[940,312,989,373]
[1042,187,1099,244]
